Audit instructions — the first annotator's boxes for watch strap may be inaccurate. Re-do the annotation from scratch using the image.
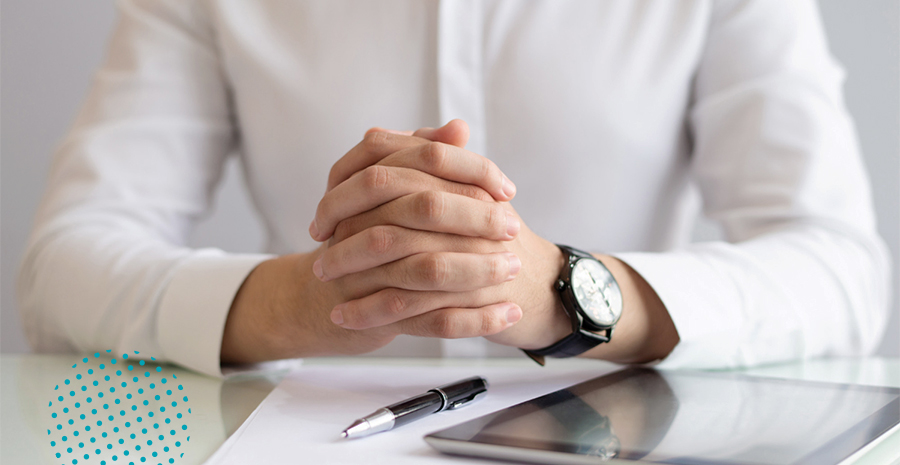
[524,328,610,360]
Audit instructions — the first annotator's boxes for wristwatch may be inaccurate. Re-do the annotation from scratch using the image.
[523,245,623,365]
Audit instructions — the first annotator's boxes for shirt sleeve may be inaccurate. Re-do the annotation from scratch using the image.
[16,0,271,377]
[615,0,891,368]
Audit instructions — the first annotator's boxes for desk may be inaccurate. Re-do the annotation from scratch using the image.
[2,355,898,465]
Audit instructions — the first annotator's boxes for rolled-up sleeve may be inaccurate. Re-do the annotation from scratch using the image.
[617,0,890,368]
[17,0,270,377]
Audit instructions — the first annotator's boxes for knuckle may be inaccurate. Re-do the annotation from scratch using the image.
[362,130,388,152]
[485,204,504,235]
[362,165,390,191]
[480,309,502,335]
[366,226,395,255]
[419,254,449,287]
[431,313,458,338]
[488,255,506,282]
[416,191,445,225]
[384,290,407,318]
[423,142,447,172]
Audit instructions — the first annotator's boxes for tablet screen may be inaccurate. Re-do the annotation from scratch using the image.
[426,368,900,465]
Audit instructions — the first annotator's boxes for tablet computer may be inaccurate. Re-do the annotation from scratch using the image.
[425,367,900,465]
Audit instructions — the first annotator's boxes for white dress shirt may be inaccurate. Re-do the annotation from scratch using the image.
[19,0,890,377]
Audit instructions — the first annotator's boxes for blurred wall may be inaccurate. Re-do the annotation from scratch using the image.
[2,0,897,355]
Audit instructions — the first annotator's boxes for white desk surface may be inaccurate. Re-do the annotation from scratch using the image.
[2,355,897,465]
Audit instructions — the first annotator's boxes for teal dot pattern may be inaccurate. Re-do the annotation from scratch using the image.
[45,351,192,465]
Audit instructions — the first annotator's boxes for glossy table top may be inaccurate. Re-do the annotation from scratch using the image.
[2,355,897,465]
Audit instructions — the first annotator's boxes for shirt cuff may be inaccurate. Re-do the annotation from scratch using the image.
[613,248,745,369]
[157,250,272,377]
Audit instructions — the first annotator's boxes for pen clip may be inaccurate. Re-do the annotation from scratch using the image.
[446,389,487,410]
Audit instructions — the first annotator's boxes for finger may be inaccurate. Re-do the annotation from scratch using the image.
[327,236,509,299]
[326,131,429,192]
[313,165,501,242]
[316,225,521,283]
[331,184,501,244]
[375,141,516,202]
[330,288,494,330]
[329,191,518,247]
[393,302,522,339]
[365,127,415,136]
[330,120,471,193]
[412,118,470,148]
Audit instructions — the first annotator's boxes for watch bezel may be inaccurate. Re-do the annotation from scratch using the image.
[557,253,622,332]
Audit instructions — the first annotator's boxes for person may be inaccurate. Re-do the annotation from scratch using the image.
[18,0,890,377]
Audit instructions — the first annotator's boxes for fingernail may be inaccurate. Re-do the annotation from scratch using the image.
[506,211,520,238]
[330,307,344,325]
[505,305,522,324]
[312,257,326,281]
[309,219,320,241]
[506,253,521,280]
[501,174,516,199]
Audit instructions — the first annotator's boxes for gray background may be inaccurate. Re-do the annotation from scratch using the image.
[2,1,898,356]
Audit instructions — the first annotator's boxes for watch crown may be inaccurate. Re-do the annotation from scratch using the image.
[555,279,566,291]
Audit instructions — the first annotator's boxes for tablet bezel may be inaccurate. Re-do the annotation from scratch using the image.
[424,367,900,465]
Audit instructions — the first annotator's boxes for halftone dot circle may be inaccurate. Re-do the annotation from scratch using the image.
[46,352,190,464]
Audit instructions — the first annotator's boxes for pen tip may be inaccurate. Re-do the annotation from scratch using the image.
[340,431,348,439]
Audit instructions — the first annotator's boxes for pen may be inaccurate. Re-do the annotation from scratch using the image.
[340,376,489,439]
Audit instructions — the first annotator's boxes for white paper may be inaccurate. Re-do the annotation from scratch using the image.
[203,363,618,464]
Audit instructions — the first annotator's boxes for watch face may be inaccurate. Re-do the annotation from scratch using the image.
[571,259,623,327]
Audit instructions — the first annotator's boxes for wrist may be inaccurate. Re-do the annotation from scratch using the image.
[516,240,572,350]
[221,252,321,364]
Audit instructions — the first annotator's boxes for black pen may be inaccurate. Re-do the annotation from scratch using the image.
[340,376,489,439]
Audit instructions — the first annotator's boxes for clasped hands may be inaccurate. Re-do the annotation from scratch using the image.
[312,119,570,347]
[222,120,574,363]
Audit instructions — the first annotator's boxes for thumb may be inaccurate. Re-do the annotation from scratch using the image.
[413,119,469,148]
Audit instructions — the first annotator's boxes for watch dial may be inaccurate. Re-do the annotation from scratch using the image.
[571,259,623,327]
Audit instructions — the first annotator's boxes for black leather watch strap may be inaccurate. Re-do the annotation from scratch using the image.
[527,329,609,358]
